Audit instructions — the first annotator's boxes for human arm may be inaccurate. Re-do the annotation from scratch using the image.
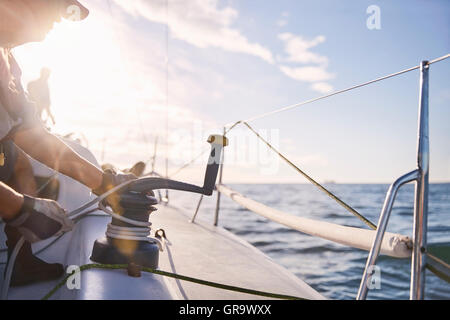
[0,181,24,220]
[9,124,157,217]
[11,124,103,190]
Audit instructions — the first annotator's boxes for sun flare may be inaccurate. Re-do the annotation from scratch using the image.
[12,11,167,168]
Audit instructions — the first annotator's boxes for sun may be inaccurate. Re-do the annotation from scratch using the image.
[12,13,127,130]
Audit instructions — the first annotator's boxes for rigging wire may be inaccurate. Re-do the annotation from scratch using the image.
[225,53,450,129]
[106,0,152,164]
[172,54,450,180]
[150,136,158,172]
[164,0,170,202]
[241,121,377,229]
[168,148,210,178]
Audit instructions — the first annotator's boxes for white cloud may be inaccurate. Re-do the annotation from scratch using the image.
[278,33,328,65]
[277,32,335,94]
[112,0,274,64]
[279,66,335,83]
[310,82,333,94]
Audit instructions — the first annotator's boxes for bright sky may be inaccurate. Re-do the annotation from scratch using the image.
[13,0,450,184]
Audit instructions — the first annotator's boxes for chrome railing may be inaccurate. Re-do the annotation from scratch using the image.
[411,61,430,300]
[357,60,430,300]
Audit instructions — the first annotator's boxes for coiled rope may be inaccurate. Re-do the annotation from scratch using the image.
[99,202,163,251]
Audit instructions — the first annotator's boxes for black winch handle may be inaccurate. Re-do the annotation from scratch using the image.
[127,135,228,196]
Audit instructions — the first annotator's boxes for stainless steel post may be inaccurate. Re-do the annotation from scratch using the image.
[357,170,419,300]
[410,60,430,300]
[213,128,226,226]
[190,195,204,223]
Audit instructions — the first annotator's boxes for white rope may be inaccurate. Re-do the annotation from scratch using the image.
[105,223,162,251]
[99,202,163,251]
[98,201,151,227]
[217,184,412,258]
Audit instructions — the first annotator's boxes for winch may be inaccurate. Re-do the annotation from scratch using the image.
[90,134,228,268]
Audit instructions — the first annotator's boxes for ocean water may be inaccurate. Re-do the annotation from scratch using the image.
[169,183,450,300]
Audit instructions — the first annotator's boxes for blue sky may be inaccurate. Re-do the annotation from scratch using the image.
[14,0,449,183]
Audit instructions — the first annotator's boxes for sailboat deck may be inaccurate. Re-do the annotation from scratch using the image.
[152,204,325,300]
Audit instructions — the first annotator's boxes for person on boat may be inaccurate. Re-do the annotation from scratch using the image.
[0,0,155,287]
[27,67,55,126]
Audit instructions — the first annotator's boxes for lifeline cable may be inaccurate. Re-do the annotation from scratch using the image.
[172,56,450,177]
[224,53,450,128]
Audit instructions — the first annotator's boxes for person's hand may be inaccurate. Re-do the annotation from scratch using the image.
[92,170,157,214]
[92,170,136,195]
[5,195,74,243]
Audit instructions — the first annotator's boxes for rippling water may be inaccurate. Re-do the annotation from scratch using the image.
[170,183,450,300]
